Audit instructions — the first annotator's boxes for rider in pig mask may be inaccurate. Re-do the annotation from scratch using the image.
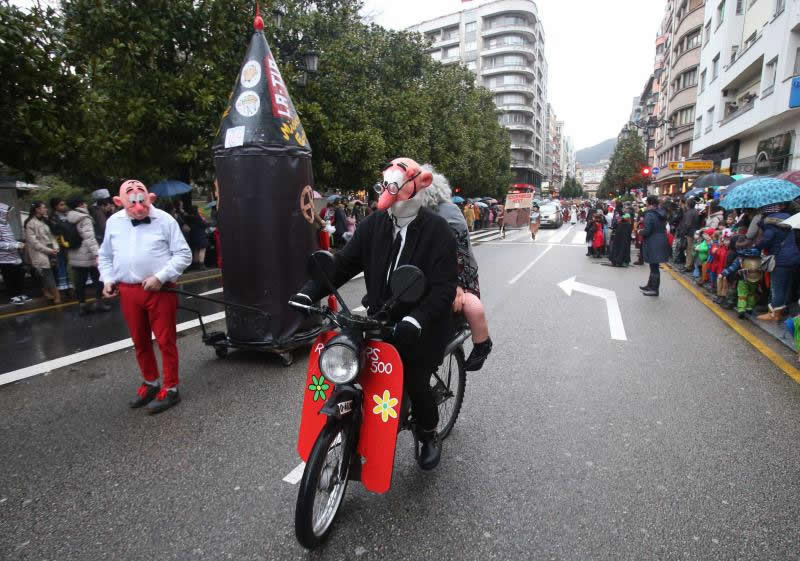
[291,157,457,470]
[98,180,192,414]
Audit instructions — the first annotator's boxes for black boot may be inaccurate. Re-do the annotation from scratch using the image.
[465,337,492,372]
[417,428,441,471]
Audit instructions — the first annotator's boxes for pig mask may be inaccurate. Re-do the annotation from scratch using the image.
[114,180,156,221]
[376,158,433,228]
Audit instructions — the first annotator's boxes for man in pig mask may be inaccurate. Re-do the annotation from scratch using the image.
[99,180,192,414]
[291,158,457,470]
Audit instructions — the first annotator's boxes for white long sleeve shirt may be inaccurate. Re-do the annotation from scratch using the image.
[98,207,192,284]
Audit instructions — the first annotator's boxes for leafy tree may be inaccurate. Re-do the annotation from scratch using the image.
[561,174,584,198]
[598,132,646,198]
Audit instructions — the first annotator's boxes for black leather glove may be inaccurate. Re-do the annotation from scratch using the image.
[289,293,313,314]
[392,319,421,345]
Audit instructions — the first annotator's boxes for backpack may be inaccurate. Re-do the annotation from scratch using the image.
[60,220,83,249]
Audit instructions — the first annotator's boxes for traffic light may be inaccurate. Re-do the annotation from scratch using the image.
[641,167,652,177]
[454,186,461,193]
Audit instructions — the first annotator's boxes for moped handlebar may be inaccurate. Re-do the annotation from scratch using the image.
[288,300,395,337]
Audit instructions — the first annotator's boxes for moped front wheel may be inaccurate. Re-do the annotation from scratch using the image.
[295,421,351,549]
[431,347,466,439]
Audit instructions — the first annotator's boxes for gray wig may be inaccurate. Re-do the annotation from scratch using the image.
[417,164,453,209]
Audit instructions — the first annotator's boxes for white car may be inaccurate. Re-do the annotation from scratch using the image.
[539,204,562,228]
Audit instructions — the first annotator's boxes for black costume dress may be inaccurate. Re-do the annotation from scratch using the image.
[609,220,633,266]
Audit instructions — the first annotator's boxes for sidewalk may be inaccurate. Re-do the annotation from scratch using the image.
[0,267,221,317]
[666,263,796,353]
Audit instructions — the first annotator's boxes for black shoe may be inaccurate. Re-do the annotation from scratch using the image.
[641,289,659,297]
[146,388,181,415]
[129,383,160,408]
[95,301,112,312]
[465,337,493,372]
[78,302,93,316]
[639,285,651,291]
[417,428,441,471]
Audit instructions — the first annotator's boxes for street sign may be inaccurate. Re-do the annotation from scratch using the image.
[667,160,713,171]
[652,166,660,176]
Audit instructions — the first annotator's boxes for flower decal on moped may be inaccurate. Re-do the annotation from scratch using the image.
[372,390,398,423]
[308,375,330,402]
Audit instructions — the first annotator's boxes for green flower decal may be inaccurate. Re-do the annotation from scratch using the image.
[308,375,330,402]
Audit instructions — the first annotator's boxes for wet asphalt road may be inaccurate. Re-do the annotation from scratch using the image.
[1,224,800,561]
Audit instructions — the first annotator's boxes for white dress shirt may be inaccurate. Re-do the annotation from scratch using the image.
[389,222,421,330]
[98,207,192,284]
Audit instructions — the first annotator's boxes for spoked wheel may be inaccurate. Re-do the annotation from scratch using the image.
[295,422,351,549]
[430,347,466,439]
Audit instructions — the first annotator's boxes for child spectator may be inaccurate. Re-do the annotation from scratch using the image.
[693,231,708,281]
[723,247,762,319]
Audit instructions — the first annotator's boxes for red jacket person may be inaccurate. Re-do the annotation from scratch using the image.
[98,180,192,414]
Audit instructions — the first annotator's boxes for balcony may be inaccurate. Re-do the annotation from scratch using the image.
[490,83,535,96]
[511,159,537,170]
[720,98,755,126]
[431,36,460,49]
[481,44,537,59]
[482,24,537,40]
[497,104,535,115]
[481,64,535,78]
[511,142,535,152]
[503,122,535,134]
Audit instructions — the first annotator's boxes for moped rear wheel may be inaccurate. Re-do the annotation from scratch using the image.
[431,347,466,439]
[295,422,351,549]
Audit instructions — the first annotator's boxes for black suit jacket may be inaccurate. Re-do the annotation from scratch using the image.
[303,208,457,370]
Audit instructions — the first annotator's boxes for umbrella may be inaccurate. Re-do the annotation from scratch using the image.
[474,201,488,208]
[776,170,800,187]
[150,180,192,198]
[732,174,752,181]
[683,187,705,200]
[451,196,465,204]
[782,212,800,229]
[693,173,734,189]
[327,194,342,202]
[313,190,322,199]
[485,198,499,204]
[718,175,759,195]
[720,177,800,210]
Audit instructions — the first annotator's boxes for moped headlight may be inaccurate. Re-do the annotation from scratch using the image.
[320,343,360,384]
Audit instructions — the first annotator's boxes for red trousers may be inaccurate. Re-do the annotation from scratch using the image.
[119,283,179,388]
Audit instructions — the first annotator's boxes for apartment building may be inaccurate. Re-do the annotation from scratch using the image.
[408,0,549,190]
[653,0,707,195]
[692,0,800,174]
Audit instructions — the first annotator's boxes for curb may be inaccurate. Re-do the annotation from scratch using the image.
[0,269,221,319]
[665,264,800,385]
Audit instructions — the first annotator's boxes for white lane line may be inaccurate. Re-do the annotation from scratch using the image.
[0,312,227,386]
[571,231,587,245]
[198,287,224,296]
[508,245,553,285]
[283,462,306,484]
[507,230,531,242]
[484,242,586,248]
[549,225,575,244]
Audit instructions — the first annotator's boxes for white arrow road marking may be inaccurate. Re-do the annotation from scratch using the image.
[558,276,628,341]
[508,245,553,285]
[283,462,306,485]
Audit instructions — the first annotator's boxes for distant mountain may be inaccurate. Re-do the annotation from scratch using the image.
[576,138,617,166]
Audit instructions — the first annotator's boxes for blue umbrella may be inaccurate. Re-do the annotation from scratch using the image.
[683,187,705,200]
[327,194,342,202]
[149,180,192,198]
[718,175,759,196]
[451,196,465,204]
[720,177,800,210]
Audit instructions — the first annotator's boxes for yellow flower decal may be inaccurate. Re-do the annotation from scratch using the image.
[372,390,398,423]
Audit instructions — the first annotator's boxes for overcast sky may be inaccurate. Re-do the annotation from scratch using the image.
[362,0,665,151]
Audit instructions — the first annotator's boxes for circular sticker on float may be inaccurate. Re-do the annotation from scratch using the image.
[240,60,262,88]
[235,91,260,117]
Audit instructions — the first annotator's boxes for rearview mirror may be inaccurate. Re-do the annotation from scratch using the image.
[307,251,336,289]
[390,265,426,304]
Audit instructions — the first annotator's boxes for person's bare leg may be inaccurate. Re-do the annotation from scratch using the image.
[462,292,492,371]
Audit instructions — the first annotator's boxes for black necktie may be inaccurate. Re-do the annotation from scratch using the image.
[384,232,403,298]
[131,217,151,227]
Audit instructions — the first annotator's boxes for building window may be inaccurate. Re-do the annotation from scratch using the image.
[775,0,786,14]
[695,116,703,138]
[673,105,696,126]
[794,47,800,76]
[730,45,739,64]
[497,93,527,105]
[465,61,477,71]
[681,142,691,158]
[700,69,707,91]
[712,54,720,80]
[704,21,712,44]
[464,41,477,52]
[706,107,714,131]
[763,56,778,93]
[717,0,725,28]
[442,27,459,41]
[431,50,442,61]
[736,0,743,14]
[465,21,476,33]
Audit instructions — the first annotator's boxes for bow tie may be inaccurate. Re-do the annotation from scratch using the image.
[131,217,151,227]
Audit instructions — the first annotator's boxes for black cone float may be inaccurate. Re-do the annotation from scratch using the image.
[212,11,320,348]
